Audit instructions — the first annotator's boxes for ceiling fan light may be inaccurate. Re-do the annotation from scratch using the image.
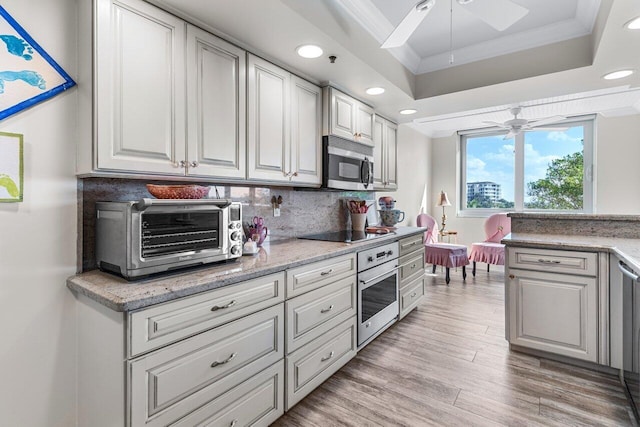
[400,109,417,115]
[603,70,634,80]
[296,44,323,59]
[625,17,640,30]
[366,87,385,95]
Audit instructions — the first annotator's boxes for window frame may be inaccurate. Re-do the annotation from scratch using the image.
[458,115,595,217]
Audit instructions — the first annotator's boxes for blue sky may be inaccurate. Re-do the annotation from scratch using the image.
[466,126,584,202]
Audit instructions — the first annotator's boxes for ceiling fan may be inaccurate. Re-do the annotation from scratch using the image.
[483,106,567,139]
[382,0,529,49]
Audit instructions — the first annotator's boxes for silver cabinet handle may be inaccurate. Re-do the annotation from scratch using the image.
[173,160,186,168]
[211,300,236,311]
[537,259,561,264]
[411,292,417,298]
[230,420,238,427]
[321,305,334,313]
[618,261,640,282]
[411,263,417,269]
[211,352,237,368]
[321,351,335,362]
[320,269,333,276]
[189,161,199,168]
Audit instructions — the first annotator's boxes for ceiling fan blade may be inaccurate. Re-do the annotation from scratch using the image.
[503,130,518,139]
[459,0,529,32]
[381,0,435,49]
[525,126,570,132]
[482,120,509,128]
[526,115,566,128]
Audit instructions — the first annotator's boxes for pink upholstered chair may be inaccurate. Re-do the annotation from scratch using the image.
[468,213,511,276]
[417,214,469,285]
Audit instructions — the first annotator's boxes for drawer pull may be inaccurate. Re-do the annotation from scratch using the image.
[410,292,417,298]
[210,352,237,368]
[320,269,334,276]
[321,351,335,362]
[210,300,237,311]
[230,420,238,427]
[411,263,417,269]
[320,304,334,313]
[537,259,561,264]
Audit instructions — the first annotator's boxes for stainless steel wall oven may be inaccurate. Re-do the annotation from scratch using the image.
[621,260,640,422]
[357,242,400,347]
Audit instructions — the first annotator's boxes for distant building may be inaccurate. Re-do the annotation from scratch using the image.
[467,181,501,204]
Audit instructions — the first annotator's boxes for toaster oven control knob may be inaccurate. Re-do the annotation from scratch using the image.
[229,223,236,230]
[368,256,373,262]
[231,245,241,255]
[231,231,242,241]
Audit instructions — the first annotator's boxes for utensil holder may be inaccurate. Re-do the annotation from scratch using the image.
[351,213,367,231]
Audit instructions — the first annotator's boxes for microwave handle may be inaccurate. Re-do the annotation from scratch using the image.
[361,158,371,189]
[135,198,233,211]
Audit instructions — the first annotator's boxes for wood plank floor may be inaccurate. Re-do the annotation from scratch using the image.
[272,267,635,426]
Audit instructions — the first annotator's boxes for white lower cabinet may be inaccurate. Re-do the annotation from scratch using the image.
[400,276,425,320]
[286,317,357,410]
[506,247,600,363]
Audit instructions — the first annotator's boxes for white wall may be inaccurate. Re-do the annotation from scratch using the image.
[0,1,78,426]
[430,113,640,246]
[378,124,431,226]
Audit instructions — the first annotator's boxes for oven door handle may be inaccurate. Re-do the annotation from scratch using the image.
[135,198,232,211]
[359,266,399,285]
[618,261,640,282]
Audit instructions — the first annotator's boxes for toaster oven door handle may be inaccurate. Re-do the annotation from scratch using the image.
[135,198,233,211]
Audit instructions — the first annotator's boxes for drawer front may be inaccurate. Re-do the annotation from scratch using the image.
[399,234,423,257]
[170,361,284,427]
[286,316,356,410]
[286,253,356,298]
[129,272,285,357]
[400,276,425,319]
[286,276,356,354]
[399,249,425,288]
[508,247,597,276]
[130,304,284,427]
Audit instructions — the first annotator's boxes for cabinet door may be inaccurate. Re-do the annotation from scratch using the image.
[96,0,186,174]
[372,116,385,189]
[329,88,357,141]
[385,120,398,190]
[290,76,322,185]
[247,55,290,182]
[186,25,246,179]
[356,102,375,146]
[508,268,598,362]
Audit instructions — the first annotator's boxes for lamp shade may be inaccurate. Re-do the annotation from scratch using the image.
[436,190,451,207]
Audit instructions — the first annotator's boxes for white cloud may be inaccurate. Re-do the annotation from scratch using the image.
[546,131,582,143]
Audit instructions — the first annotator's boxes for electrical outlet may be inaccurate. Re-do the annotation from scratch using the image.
[273,207,281,217]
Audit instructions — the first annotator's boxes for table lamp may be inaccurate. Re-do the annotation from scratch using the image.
[436,190,451,233]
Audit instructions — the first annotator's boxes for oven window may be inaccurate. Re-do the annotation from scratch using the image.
[141,211,220,258]
[361,274,397,322]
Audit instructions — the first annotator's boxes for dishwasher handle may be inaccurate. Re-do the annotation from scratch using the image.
[618,261,640,282]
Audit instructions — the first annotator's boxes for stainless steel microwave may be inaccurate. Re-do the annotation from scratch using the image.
[323,135,374,191]
[96,198,242,279]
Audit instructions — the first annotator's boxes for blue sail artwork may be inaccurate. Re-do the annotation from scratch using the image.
[0,5,75,121]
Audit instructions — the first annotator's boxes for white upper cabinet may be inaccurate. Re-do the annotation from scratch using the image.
[247,55,291,182]
[290,76,322,185]
[186,25,246,179]
[373,116,398,190]
[95,0,186,175]
[247,55,322,186]
[324,87,375,146]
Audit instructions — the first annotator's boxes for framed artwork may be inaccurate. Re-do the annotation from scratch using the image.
[0,131,23,202]
[0,5,76,121]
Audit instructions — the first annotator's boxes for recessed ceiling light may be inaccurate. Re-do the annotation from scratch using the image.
[400,109,417,115]
[296,45,323,59]
[603,70,634,80]
[625,16,640,30]
[366,87,385,95]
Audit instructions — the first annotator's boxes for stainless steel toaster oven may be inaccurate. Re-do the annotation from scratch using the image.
[96,198,242,279]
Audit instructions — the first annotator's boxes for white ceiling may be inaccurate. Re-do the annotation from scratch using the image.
[148,0,640,136]
[358,0,600,73]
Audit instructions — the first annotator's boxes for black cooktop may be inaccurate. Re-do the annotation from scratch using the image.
[297,230,392,243]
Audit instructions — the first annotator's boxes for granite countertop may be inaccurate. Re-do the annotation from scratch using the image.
[507,213,640,220]
[503,233,640,272]
[67,227,425,312]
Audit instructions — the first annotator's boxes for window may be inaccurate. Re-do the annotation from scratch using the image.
[460,117,594,214]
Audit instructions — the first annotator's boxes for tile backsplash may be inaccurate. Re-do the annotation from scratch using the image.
[79,178,370,271]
